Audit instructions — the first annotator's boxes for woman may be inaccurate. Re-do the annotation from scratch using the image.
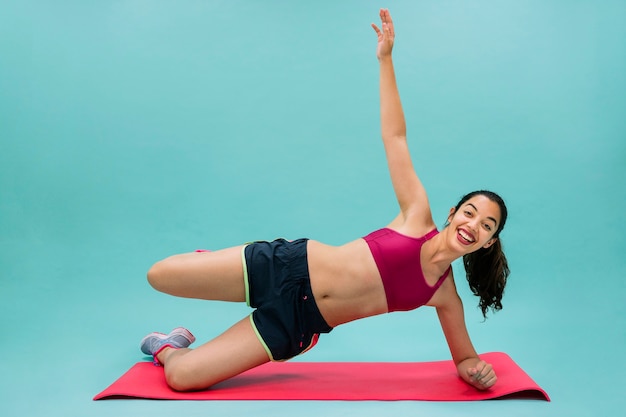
[140,9,510,392]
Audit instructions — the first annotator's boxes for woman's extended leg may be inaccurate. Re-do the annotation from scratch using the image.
[156,316,270,391]
[147,246,246,301]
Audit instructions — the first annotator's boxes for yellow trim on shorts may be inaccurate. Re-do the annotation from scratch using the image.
[241,244,251,307]
[248,314,275,361]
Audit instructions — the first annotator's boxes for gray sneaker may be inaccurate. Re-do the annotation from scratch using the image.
[140,327,196,357]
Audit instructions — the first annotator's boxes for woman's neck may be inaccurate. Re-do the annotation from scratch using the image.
[422,228,463,269]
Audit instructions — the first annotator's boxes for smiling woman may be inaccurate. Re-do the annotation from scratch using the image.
[139,9,511,394]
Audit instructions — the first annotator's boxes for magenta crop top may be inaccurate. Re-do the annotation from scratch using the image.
[363,228,451,312]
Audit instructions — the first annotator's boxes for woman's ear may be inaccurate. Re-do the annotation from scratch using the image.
[483,238,497,249]
[447,207,456,223]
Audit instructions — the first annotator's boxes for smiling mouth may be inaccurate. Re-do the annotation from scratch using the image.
[458,229,475,245]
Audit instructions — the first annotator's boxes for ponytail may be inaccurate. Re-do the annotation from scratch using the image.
[463,238,509,318]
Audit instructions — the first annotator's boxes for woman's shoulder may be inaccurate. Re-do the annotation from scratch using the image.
[385,212,438,238]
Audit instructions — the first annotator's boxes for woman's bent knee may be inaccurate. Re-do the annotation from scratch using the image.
[146,259,172,292]
[165,365,195,392]
[165,361,216,392]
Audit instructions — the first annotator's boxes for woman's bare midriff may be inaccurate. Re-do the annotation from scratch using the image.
[306,239,389,327]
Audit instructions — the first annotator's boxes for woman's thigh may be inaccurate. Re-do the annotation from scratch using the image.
[147,245,246,301]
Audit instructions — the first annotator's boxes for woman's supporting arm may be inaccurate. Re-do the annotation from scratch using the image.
[436,292,498,390]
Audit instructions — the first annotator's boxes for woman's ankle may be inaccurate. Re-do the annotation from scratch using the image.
[157,346,190,365]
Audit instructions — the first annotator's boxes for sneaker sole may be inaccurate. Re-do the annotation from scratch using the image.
[140,327,196,352]
[169,327,196,344]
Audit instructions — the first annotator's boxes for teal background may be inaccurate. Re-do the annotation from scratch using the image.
[1,1,625,416]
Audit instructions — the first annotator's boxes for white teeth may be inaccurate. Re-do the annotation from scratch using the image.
[459,230,475,243]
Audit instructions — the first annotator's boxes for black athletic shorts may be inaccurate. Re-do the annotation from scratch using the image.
[243,238,333,361]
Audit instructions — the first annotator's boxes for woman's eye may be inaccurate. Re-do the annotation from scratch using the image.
[464,211,472,216]
[484,224,492,231]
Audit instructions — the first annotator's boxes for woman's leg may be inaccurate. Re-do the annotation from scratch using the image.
[156,316,270,391]
[147,245,247,301]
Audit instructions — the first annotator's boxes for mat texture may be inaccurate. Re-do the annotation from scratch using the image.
[94,352,549,401]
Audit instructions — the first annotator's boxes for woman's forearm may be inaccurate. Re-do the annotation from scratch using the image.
[379,56,406,141]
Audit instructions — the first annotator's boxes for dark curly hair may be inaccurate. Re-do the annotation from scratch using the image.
[451,190,510,318]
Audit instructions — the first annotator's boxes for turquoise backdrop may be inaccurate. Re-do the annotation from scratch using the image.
[1,1,624,416]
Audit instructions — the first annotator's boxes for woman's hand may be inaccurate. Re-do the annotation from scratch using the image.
[458,358,498,390]
[371,8,395,61]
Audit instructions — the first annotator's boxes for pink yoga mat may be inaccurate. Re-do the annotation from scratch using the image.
[94,352,549,401]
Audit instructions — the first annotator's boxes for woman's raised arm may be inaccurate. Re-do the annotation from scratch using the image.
[372,9,433,228]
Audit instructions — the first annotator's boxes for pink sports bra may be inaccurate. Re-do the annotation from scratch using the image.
[363,228,451,312]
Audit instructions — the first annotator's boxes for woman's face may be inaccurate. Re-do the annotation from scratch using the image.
[447,195,501,253]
